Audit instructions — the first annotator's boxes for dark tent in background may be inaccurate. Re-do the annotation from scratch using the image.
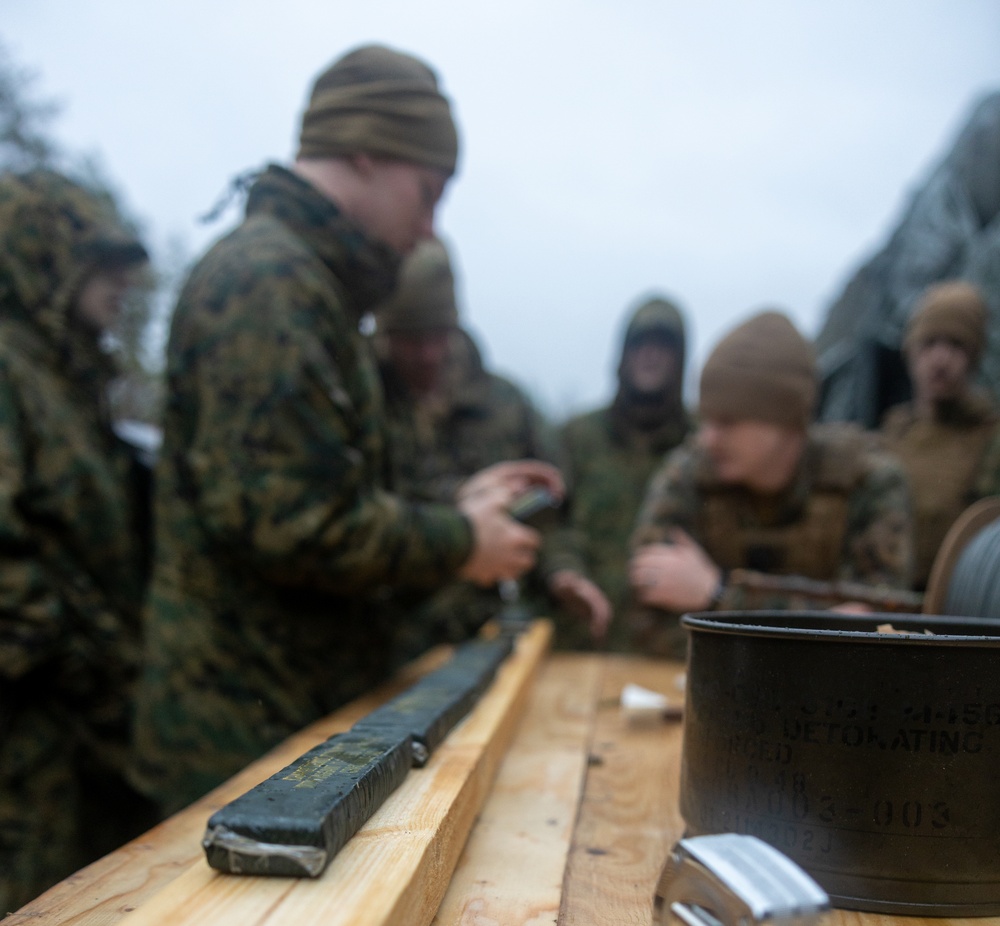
[817,90,1000,427]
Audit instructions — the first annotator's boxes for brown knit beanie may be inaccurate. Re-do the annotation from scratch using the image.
[904,280,988,369]
[375,237,459,333]
[699,310,817,429]
[298,45,459,176]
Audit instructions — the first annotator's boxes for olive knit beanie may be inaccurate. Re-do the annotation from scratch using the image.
[298,44,459,176]
[375,237,459,333]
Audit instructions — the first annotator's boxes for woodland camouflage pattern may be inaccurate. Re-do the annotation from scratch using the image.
[381,329,561,664]
[132,166,473,813]
[0,170,149,910]
[552,300,691,649]
[631,422,914,658]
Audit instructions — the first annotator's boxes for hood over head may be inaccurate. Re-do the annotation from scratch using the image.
[0,168,148,349]
[610,293,689,438]
[616,293,686,391]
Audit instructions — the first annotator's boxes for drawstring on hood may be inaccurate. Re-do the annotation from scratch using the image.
[199,167,263,225]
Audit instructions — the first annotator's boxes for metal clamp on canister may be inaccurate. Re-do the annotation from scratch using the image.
[653,834,830,926]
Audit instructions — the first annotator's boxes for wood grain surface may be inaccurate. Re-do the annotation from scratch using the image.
[558,654,686,925]
[432,652,604,925]
[6,631,1000,926]
[103,620,550,926]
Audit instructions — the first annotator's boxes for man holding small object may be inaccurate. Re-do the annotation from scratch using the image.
[132,45,560,813]
[374,236,608,663]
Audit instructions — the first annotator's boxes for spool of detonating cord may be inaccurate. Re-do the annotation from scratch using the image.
[944,518,1000,618]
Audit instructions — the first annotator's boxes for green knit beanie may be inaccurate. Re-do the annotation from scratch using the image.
[375,237,459,333]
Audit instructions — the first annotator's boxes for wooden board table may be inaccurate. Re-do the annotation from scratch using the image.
[3,623,998,926]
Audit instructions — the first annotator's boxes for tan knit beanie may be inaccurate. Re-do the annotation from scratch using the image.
[375,237,459,333]
[699,310,817,429]
[904,280,988,369]
[298,45,459,176]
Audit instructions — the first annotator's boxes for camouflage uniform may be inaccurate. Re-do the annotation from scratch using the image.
[381,329,560,662]
[552,300,691,649]
[132,166,473,813]
[631,422,914,657]
[881,391,1000,589]
[0,171,150,911]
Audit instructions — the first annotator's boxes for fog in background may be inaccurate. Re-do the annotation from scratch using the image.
[5,1,1000,417]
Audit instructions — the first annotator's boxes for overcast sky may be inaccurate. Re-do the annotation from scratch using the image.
[5,1,1000,416]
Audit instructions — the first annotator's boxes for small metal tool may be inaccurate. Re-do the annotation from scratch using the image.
[653,834,829,926]
[506,486,559,525]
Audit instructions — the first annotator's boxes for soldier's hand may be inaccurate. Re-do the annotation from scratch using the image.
[547,569,612,642]
[456,460,564,506]
[457,485,541,586]
[629,529,722,612]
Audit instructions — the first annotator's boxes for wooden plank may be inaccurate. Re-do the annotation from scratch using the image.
[431,652,604,925]
[557,656,1000,926]
[559,655,686,925]
[90,620,550,926]
[11,643,997,926]
[0,645,455,926]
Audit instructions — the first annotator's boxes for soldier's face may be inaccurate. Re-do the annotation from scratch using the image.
[621,337,680,394]
[388,328,453,395]
[697,418,805,492]
[358,159,448,255]
[909,337,971,404]
[74,267,136,333]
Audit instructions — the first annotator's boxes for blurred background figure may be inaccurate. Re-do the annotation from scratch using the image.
[551,295,690,650]
[880,281,1000,590]
[630,310,913,658]
[817,91,1000,427]
[375,236,608,664]
[0,169,155,910]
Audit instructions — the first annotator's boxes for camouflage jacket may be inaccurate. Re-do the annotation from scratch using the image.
[380,329,561,662]
[881,390,1000,589]
[551,400,691,649]
[630,423,914,657]
[0,171,147,772]
[133,166,473,810]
